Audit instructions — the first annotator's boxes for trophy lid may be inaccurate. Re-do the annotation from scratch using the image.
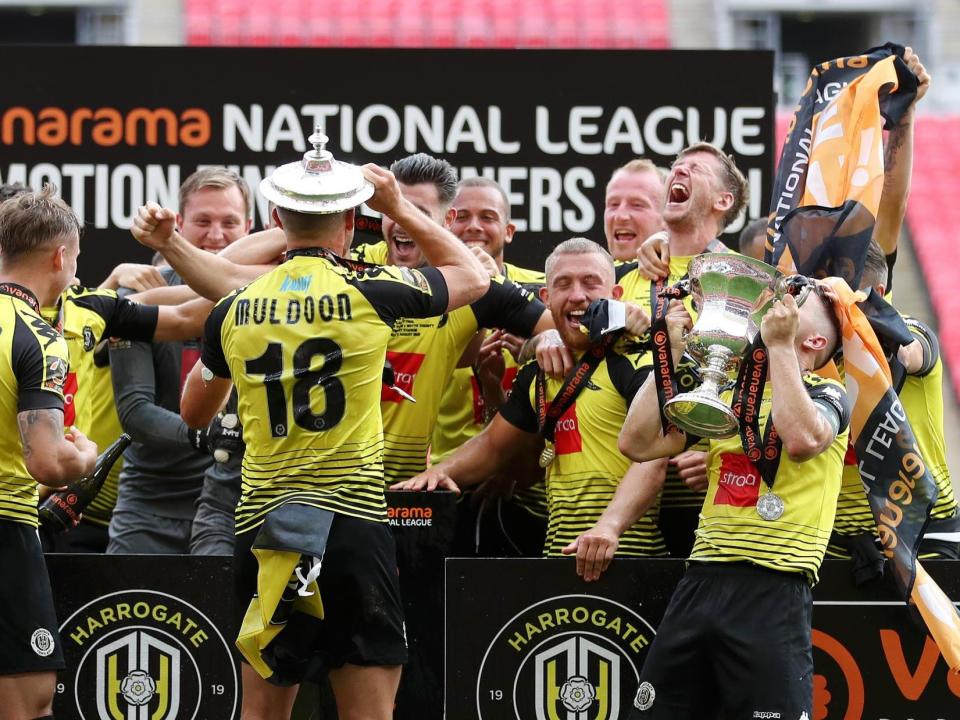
[259,125,374,214]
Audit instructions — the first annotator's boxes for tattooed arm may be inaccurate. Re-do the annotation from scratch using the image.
[875,46,930,256]
[17,408,97,487]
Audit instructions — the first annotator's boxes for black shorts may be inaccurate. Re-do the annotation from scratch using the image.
[628,562,812,720]
[657,506,700,559]
[0,520,65,674]
[234,512,407,684]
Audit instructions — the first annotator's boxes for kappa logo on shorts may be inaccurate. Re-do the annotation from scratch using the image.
[31,628,55,657]
[57,589,238,720]
[477,594,656,719]
[634,681,655,711]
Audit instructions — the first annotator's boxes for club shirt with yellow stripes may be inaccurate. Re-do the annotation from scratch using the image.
[618,256,710,511]
[499,348,666,557]
[693,373,850,584]
[0,284,71,527]
[430,261,548,515]
[382,275,544,484]
[830,317,956,555]
[42,286,159,527]
[201,251,448,535]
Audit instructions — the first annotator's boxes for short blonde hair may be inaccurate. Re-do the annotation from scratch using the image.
[545,237,614,283]
[179,167,252,219]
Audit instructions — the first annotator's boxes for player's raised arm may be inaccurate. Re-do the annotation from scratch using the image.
[131,203,272,299]
[362,164,489,311]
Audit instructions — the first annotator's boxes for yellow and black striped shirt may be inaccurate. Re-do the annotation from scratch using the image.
[499,349,665,557]
[0,284,70,526]
[430,262,548,515]
[381,275,544,484]
[202,252,448,534]
[693,374,850,584]
[43,286,158,526]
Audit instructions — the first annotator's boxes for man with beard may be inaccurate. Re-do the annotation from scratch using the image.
[541,144,749,561]
[140,155,554,489]
[394,238,667,577]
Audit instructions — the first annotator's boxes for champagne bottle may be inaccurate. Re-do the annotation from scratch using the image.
[38,433,131,533]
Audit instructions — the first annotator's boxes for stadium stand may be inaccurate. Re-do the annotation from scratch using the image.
[184,0,670,48]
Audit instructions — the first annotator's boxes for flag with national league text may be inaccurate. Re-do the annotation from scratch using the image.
[767,44,960,672]
[767,43,916,287]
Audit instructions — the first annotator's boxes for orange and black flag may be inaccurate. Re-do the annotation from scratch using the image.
[766,43,917,288]
[766,42,960,671]
[825,279,960,672]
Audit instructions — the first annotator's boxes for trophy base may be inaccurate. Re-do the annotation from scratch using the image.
[664,391,740,439]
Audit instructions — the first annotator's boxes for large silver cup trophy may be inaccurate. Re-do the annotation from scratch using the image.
[662,253,785,439]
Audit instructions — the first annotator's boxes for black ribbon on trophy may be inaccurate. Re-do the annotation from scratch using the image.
[650,277,690,434]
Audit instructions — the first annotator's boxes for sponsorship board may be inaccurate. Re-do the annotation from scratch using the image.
[0,47,774,286]
[447,559,960,720]
[46,554,239,720]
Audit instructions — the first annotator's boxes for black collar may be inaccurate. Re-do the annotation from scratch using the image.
[0,282,40,313]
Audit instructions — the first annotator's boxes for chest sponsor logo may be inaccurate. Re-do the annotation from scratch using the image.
[548,403,582,456]
[477,594,655,720]
[714,452,761,507]
[57,589,238,720]
[382,351,426,403]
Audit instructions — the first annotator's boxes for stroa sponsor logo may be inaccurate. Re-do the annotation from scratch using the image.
[720,471,756,488]
[387,505,433,527]
[382,351,426,404]
[752,712,781,719]
[714,453,761,507]
[549,404,583,456]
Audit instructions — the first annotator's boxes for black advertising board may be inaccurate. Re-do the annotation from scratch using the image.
[0,47,774,286]
[47,553,240,720]
[389,490,458,720]
[447,558,960,720]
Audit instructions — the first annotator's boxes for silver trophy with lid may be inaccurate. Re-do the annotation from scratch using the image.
[662,253,784,438]
[259,125,373,213]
